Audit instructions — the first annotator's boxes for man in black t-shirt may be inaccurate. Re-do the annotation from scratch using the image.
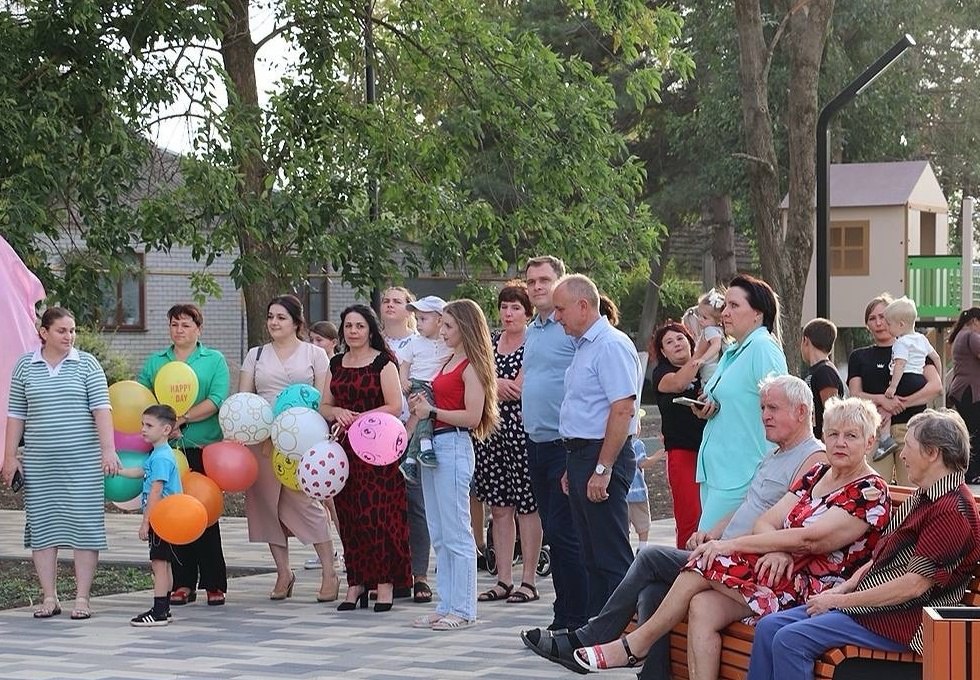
[801,318,845,440]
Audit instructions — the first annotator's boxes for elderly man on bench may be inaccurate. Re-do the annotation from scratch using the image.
[522,374,826,675]
[748,408,980,680]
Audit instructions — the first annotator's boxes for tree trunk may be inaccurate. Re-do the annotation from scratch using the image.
[703,194,737,286]
[733,0,835,375]
[218,0,286,347]
[639,234,672,353]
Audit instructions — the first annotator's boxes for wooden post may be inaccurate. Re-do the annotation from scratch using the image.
[964,196,976,311]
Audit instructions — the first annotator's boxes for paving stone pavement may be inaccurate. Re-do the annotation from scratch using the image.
[0,510,676,679]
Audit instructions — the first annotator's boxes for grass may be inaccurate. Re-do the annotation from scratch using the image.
[0,559,272,611]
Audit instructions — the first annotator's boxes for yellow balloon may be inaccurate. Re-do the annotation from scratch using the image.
[154,361,200,416]
[108,381,158,434]
[272,449,301,491]
[173,448,190,478]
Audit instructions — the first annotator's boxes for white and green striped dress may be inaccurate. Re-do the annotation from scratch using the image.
[8,349,111,550]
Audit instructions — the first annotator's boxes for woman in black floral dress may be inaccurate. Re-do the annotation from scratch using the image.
[473,282,543,604]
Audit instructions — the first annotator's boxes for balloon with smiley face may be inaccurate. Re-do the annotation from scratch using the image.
[347,412,408,466]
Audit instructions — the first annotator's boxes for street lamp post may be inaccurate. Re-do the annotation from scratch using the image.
[816,34,916,318]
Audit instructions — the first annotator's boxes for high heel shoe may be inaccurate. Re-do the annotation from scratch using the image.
[336,587,368,611]
[270,573,295,601]
[317,575,340,603]
[373,601,393,613]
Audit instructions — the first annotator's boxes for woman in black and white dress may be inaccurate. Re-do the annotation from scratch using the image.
[473,281,542,604]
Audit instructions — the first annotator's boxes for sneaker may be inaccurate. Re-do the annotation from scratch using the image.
[417,450,437,468]
[399,460,419,483]
[872,436,899,462]
[130,609,170,627]
[304,557,322,570]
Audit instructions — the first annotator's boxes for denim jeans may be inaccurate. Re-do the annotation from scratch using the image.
[748,606,907,680]
[421,430,477,620]
[566,438,636,617]
[406,478,430,576]
[575,545,691,680]
[527,438,589,629]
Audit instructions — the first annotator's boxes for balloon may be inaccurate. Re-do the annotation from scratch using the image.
[218,392,274,445]
[272,449,302,491]
[173,448,189,478]
[104,450,149,502]
[180,471,223,526]
[299,440,349,500]
[114,430,151,454]
[154,361,199,416]
[274,384,321,416]
[108,381,157,434]
[202,440,259,492]
[149,494,208,545]
[112,497,142,512]
[348,412,408,466]
[271,407,330,457]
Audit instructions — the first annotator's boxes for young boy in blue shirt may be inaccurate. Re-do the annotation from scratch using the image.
[117,404,183,626]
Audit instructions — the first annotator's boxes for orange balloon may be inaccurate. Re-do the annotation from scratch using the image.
[180,471,224,527]
[149,494,208,545]
[202,440,259,492]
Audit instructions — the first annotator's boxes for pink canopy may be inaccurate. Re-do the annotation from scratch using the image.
[1,235,45,461]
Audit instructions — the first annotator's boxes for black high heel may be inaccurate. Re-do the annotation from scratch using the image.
[373,601,393,613]
[337,588,368,611]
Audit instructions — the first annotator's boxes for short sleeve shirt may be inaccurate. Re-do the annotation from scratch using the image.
[627,438,648,502]
[649,360,705,451]
[558,316,641,439]
[847,345,934,425]
[890,332,932,375]
[805,359,844,439]
[403,335,452,382]
[522,313,576,442]
[141,443,183,510]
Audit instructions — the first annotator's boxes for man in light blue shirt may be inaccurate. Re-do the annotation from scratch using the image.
[554,273,640,617]
[521,255,590,632]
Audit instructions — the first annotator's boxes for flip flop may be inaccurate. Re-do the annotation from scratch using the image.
[413,581,433,603]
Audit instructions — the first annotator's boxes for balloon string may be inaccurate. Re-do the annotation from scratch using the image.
[330,423,348,444]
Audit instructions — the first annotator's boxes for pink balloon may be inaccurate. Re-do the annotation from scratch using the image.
[299,441,349,499]
[347,412,407,466]
[114,430,152,453]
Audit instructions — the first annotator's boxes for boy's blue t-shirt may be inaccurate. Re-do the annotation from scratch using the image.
[627,438,648,503]
[141,443,183,510]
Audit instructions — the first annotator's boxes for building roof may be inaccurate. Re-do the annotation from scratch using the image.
[779,160,947,210]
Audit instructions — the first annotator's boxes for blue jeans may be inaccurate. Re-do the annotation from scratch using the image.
[527,438,589,629]
[421,430,476,621]
[748,606,908,680]
[566,439,636,617]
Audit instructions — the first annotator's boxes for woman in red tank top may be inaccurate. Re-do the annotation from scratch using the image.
[408,299,499,630]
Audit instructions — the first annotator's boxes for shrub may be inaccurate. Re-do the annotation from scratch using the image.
[75,328,133,384]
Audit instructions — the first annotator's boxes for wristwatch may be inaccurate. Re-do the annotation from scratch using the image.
[594,463,610,476]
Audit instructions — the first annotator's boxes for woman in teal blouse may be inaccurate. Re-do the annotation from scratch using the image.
[692,274,788,530]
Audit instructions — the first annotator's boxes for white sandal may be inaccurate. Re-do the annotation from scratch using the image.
[412,613,443,628]
[431,614,475,631]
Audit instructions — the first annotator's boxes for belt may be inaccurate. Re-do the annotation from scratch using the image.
[562,437,603,451]
[433,426,470,436]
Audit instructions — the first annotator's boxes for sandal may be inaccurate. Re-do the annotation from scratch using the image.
[432,613,475,631]
[33,597,62,619]
[206,590,225,606]
[520,627,588,675]
[477,580,513,602]
[70,597,92,620]
[413,580,433,603]
[412,612,443,628]
[170,587,197,605]
[507,582,539,604]
[574,636,647,672]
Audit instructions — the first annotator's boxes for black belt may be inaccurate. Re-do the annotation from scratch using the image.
[562,437,603,451]
[433,426,470,436]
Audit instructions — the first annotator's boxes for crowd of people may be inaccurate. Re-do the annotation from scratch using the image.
[3,258,980,677]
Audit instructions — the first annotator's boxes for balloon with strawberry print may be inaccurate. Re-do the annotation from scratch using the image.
[299,439,349,500]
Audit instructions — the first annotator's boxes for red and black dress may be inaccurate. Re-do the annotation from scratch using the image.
[331,352,412,589]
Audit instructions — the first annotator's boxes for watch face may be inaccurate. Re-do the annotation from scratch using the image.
[595,464,607,475]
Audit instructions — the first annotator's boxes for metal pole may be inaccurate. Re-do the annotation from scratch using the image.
[963,196,976,311]
[816,34,916,318]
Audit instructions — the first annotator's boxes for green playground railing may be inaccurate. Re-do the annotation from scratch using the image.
[907,255,962,319]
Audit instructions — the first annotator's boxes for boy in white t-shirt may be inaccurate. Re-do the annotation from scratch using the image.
[875,296,941,460]
[399,295,452,482]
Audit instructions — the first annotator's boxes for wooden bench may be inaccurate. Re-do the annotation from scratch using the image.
[665,486,980,679]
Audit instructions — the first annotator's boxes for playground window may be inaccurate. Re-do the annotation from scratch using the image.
[830,220,869,276]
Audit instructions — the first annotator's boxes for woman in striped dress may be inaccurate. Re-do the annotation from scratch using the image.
[2,308,120,619]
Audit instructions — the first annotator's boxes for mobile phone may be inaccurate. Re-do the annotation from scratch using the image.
[11,469,24,493]
[672,396,708,409]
